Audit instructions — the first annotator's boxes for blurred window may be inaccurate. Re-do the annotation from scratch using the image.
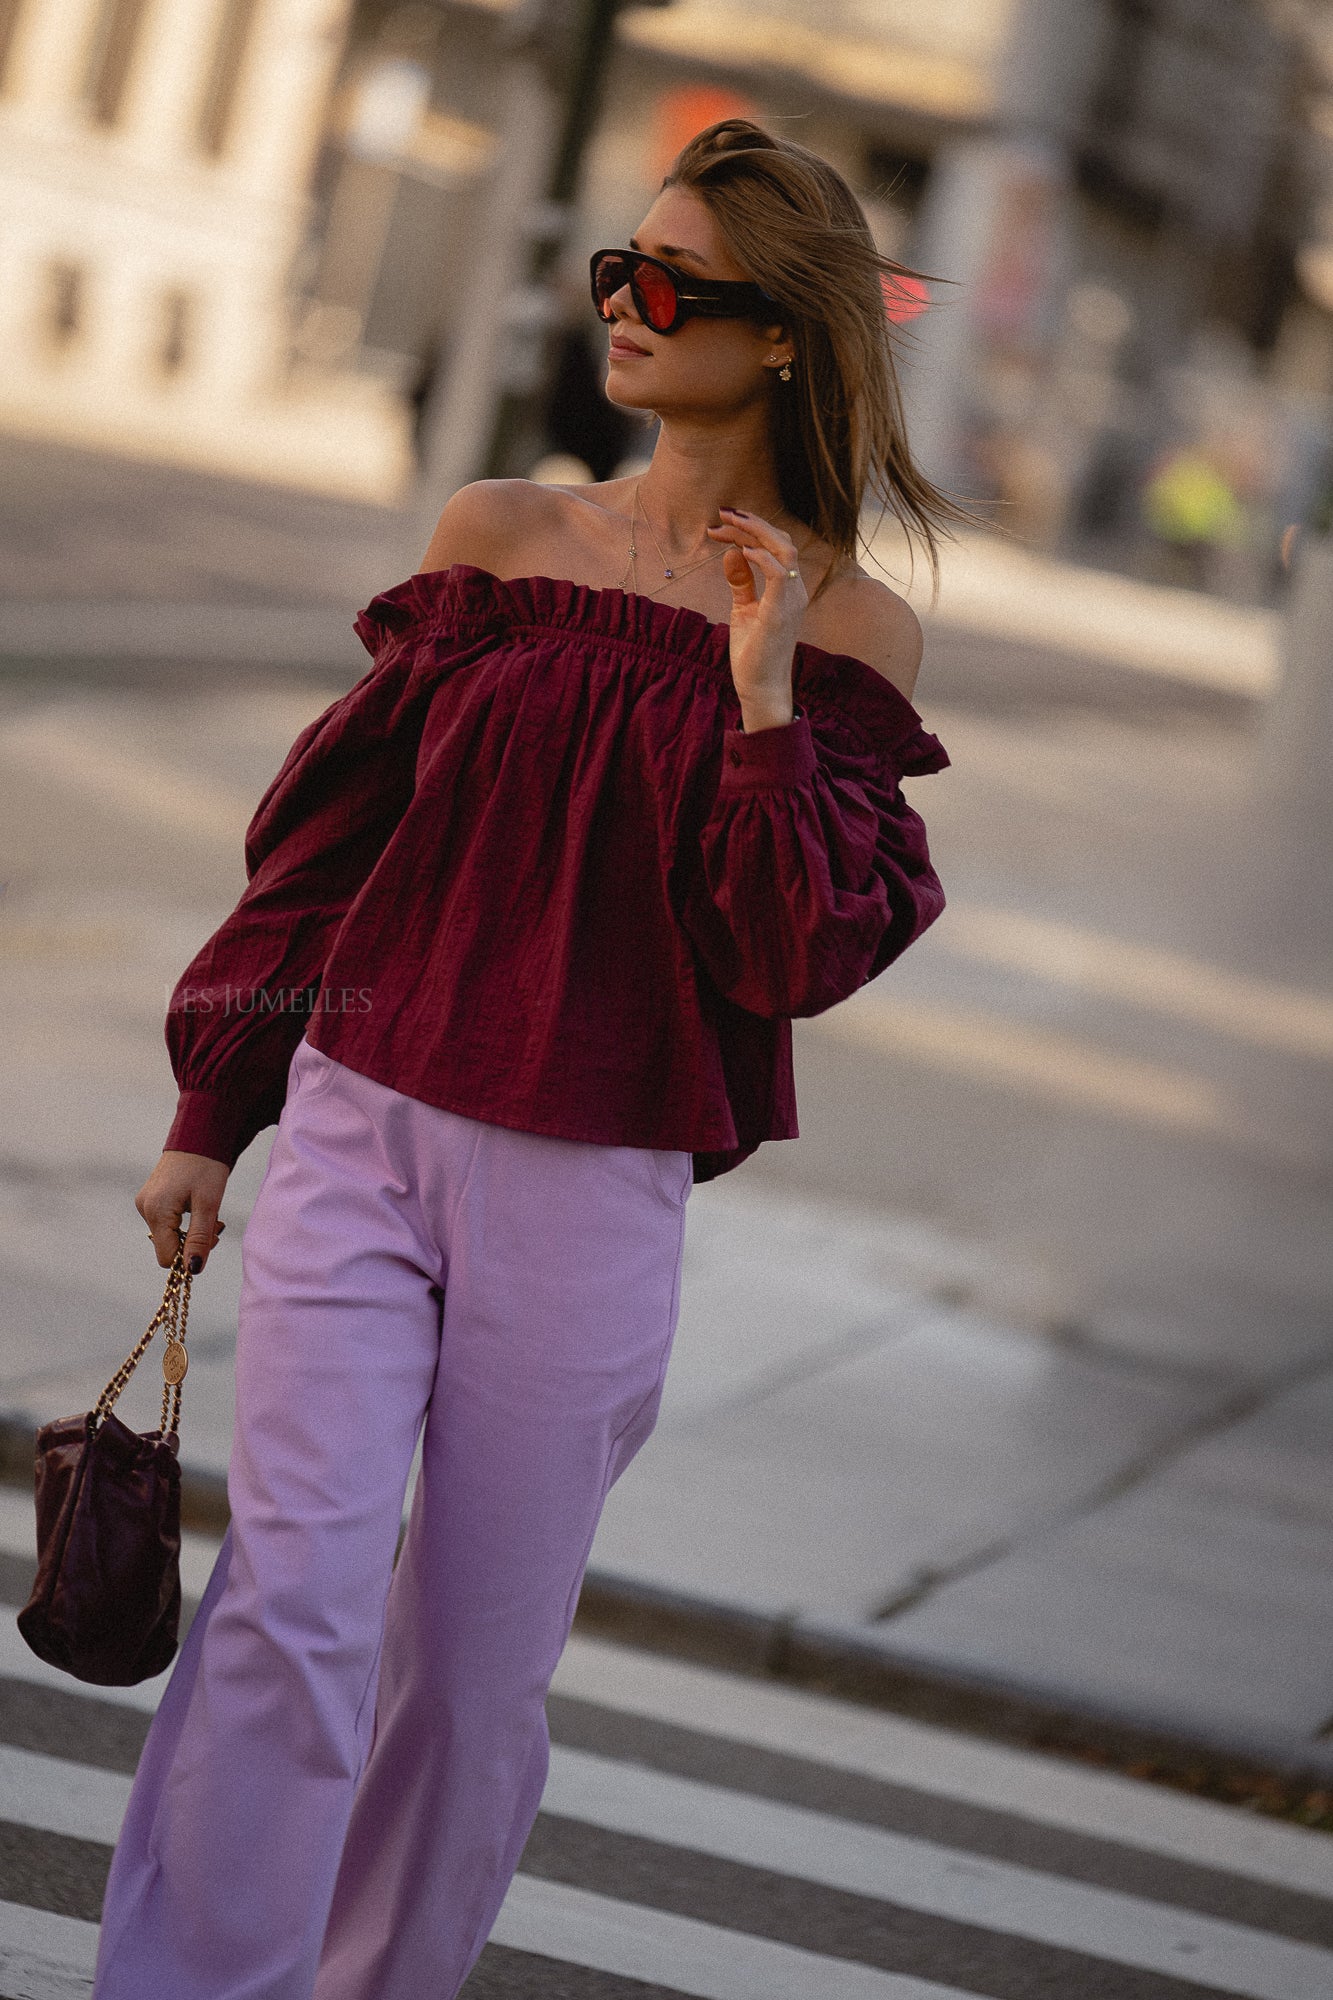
[0,0,23,93]
[158,288,192,376]
[196,0,259,157]
[82,0,150,126]
[44,263,84,350]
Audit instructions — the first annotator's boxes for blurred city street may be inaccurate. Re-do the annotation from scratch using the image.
[5,0,1333,1988]
[2,438,1331,1791]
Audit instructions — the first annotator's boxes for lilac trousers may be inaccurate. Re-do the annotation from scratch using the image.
[93,1037,691,2000]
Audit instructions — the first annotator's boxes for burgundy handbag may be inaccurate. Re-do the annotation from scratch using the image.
[17,1250,192,1687]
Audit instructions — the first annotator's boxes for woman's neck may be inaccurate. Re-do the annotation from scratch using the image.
[636,417,787,555]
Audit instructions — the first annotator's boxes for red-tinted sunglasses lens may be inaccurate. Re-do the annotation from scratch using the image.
[633,261,678,331]
[592,252,678,332]
[592,254,626,319]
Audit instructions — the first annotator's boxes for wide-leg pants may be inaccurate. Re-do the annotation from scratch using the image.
[93,1037,691,2000]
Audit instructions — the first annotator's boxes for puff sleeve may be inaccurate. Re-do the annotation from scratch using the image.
[680,695,948,1021]
[161,593,493,1166]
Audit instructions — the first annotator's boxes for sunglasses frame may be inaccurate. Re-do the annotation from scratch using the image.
[590,248,783,336]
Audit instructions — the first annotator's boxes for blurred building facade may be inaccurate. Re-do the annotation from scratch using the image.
[4,0,1331,571]
[302,0,1332,596]
[0,0,411,498]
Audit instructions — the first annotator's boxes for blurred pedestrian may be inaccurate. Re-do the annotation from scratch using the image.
[1141,443,1246,591]
[96,118,963,2000]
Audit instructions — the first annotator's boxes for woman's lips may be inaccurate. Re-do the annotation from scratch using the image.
[609,336,649,357]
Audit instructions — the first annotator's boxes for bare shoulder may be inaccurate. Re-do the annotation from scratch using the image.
[418,478,566,576]
[419,477,630,583]
[806,568,924,702]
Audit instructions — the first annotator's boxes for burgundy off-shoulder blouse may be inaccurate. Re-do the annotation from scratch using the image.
[163,564,949,1183]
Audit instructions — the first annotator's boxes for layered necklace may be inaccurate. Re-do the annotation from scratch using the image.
[619,478,805,600]
[616,480,720,596]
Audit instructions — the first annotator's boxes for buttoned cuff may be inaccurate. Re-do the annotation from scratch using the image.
[163,1090,254,1169]
[718,710,816,793]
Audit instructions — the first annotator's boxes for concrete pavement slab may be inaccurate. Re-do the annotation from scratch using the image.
[865,1368,1333,1747]
[591,1184,1227,1625]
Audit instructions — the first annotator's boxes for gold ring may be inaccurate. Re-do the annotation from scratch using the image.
[786,567,798,579]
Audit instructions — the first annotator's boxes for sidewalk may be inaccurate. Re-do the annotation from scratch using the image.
[889,526,1279,699]
[4,1162,1330,1791]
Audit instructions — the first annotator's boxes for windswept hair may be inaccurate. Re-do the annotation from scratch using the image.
[664,119,974,601]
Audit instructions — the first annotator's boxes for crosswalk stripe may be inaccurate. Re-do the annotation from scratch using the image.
[0,1622,168,1716]
[0,1896,96,1996]
[0,1746,128,1848]
[546,1691,1333,1948]
[0,1870,981,2000]
[3,1573,1329,2000]
[491,1872,978,2000]
[0,1509,1327,1902]
[539,1745,1333,2000]
[552,1636,1333,1899]
[3,1606,1330,1941]
[1,1724,1327,2000]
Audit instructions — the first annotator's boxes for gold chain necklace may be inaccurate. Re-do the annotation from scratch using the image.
[622,479,729,599]
[619,478,810,600]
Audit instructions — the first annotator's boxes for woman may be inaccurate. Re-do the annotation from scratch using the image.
[95,120,962,2000]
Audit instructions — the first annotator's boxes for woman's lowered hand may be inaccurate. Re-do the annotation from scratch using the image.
[136,1152,230,1272]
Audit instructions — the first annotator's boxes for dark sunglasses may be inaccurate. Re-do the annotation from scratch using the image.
[590,247,782,336]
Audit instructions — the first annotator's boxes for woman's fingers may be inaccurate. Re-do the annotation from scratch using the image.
[147,1213,185,1270]
[711,508,800,564]
[136,1153,231,1272]
[719,543,805,607]
[707,517,803,600]
[720,545,759,603]
[180,1197,221,1275]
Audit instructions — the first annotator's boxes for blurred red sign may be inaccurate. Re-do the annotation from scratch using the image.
[650,86,759,183]
[882,271,930,322]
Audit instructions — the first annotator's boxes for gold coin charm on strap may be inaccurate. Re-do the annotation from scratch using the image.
[162,1341,189,1386]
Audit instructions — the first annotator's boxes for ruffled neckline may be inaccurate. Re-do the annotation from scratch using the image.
[356,563,949,775]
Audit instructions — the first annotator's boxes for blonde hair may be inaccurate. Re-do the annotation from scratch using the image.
[664,119,973,601]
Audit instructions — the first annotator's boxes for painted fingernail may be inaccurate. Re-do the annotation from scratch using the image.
[188,1254,202,1274]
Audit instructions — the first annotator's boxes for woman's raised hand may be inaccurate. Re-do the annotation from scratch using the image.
[706,508,806,733]
[137,1152,230,1272]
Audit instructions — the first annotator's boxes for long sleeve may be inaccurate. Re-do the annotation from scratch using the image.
[680,703,948,1021]
[161,614,468,1166]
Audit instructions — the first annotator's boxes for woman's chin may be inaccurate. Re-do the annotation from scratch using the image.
[603,375,657,413]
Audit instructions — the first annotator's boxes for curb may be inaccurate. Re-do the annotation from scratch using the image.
[3,1413,1330,1801]
[573,1573,1333,1796]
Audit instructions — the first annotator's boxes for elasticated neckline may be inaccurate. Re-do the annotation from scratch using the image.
[355,563,949,774]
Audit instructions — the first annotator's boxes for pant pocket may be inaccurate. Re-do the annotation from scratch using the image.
[290,1036,340,1099]
[647,1147,693,1211]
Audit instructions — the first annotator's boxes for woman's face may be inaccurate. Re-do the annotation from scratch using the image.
[600,186,787,420]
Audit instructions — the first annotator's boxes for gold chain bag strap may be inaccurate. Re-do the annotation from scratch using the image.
[17,1248,194,1686]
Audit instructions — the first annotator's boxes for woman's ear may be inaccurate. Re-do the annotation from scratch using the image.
[759,321,795,376]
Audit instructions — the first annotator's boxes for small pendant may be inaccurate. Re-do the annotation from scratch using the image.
[663,568,673,579]
[628,543,637,556]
